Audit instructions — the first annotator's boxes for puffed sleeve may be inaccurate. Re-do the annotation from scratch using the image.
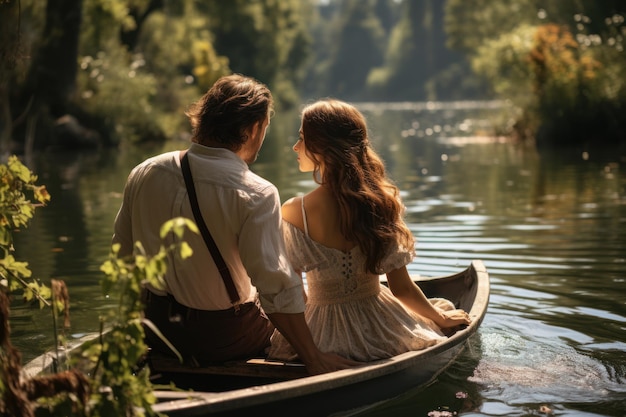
[380,240,415,273]
[282,220,327,273]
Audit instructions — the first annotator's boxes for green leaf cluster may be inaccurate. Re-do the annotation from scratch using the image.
[0,156,51,303]
[82,217,196,416]
[33,217,197,416]
[0,156,61,415]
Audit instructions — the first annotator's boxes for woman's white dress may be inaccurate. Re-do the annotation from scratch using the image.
[268,201,454,362]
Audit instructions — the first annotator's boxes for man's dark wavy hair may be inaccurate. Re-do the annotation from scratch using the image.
[186,74,274,151]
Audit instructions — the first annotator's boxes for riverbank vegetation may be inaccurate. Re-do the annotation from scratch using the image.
[0,0,624,150]
[447,0,626,147]
[0,155,198,415]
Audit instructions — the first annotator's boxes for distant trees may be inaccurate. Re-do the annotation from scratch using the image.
[445,0,626,145]
[368,0,466,100]
[324,0,385,99]
[201,0,312,107]
[2,0,623,150]
[307,0,470,101]
[23,0,82,126]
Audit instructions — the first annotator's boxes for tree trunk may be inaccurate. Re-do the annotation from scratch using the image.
[24,0,83,118]
[120,0,164,51]
[0,0,21,157]
[12,0,83,151]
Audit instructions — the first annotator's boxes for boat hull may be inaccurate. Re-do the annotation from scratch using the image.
[150,259,490,416]
[158,340,469,416]
[23,260,490,417]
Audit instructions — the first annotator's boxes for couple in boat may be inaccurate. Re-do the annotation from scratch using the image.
[112,74,470,376]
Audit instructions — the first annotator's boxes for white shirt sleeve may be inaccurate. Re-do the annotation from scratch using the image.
[237,184,305,314]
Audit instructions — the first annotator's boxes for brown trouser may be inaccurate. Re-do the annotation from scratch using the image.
[142,289,274,366]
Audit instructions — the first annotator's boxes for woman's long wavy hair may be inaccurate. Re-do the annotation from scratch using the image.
[301,99,414,274]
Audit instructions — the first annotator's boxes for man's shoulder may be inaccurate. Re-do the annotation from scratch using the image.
[131,151,178,175]
[241,169,278,195]
[142,151,178,166]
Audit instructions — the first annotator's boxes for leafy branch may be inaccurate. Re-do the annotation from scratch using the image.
[0,156,51,306]
[82,218,197,416]
[0,155,198,416]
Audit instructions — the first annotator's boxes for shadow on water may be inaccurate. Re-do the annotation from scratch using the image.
[344,333,486,416]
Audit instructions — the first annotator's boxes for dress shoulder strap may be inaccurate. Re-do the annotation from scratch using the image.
[300,196,310,237]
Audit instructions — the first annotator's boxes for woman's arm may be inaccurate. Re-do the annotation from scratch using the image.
[386,266,470,330]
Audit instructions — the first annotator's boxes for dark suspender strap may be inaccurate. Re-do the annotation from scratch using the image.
[179,150,240,305]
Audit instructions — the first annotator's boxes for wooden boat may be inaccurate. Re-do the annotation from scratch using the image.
[23,260,489,417]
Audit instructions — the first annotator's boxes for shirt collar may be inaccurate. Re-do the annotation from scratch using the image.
[188,143,248,170]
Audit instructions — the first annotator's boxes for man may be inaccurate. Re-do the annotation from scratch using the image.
[112,74,357,375]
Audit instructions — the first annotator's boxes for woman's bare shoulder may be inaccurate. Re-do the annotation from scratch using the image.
[281,196,305,230]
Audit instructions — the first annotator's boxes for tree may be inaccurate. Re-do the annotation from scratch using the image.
[5,0,313,151]
[325,0,386,100]
[366,0,470,101]
[446,0,626,145]
[18,0,85,151]
[119,0,164,52]
[201,0,311,108]
[368,0,430,100]
[0,1,23,155]
[444,0,537,54]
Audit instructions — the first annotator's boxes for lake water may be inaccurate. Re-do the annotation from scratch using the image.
[9,102,626,416]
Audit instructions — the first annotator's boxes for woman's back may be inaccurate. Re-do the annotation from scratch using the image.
[282,187,356,253]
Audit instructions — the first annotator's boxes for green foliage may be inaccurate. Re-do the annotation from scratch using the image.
[444,0,538,54]
[325,0,386,99]
[202,0,311,109]
[76,46,165,145]
[0,156,51,301]
[367,12,412,97]
[83,218,196,416]
[78,0,193,144]
[80,0,131,50]
[367,0,458,101]
[0,155,199,415]
[36,217,197,416]
[0,156,59,416]
[189,40,230,92]
[529,19,626,143]
[15,0,623,147]
[135,8,230,91]
[73,0,312,141]
[471,24,536,107]
[132,8,230,138]
[447,1,626,144]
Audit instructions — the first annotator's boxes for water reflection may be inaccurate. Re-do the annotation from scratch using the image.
[9,102,626,416]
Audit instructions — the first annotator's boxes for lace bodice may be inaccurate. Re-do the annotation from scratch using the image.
[282,221,411,305]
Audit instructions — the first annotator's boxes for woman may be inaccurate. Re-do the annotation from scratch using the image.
[268,99,471,362]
